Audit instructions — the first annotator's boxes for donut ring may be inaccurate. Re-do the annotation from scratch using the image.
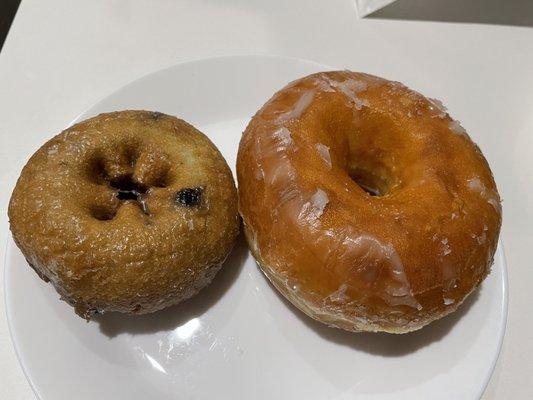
[237,71,501,333]
[9,111,240,318]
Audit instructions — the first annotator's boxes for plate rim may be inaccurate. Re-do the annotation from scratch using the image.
[5,237,45,400]
[3,53,509,400]
[68,53,335,128]
[476,242,508,399]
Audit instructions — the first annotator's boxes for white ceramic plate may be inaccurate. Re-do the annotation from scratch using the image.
[5,55,508,400]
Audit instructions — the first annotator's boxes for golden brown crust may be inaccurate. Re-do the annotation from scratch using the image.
[9,110,240,318]
[237,71,501,333]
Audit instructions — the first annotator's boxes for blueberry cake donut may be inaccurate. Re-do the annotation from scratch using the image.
[9,110,240,318]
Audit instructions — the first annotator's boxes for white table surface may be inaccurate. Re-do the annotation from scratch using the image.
[1,1,531,399]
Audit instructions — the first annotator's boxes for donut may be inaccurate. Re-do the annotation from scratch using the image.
[237,71,501,333]
[9,110,240,318]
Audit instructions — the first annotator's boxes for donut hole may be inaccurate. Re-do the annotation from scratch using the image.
[90,205,117,221]
[349,166,391,197]
[110,175,147,201]
[116,190,138,201]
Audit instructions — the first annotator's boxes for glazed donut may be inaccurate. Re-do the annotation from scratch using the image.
[9,111,240,318]
[237,71,501,333]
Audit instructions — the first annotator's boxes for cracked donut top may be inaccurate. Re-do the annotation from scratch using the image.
[8,110,239,318]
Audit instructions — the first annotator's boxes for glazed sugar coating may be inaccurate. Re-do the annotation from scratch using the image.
[9,111,240,318]
[237,71,501,333]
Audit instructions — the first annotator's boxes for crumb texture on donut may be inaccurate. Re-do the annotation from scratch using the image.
[237,71,501,333]
[9,110,240,318]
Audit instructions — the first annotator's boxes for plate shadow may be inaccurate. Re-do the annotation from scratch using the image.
[268,274,481,357]
[94,234,249,337]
